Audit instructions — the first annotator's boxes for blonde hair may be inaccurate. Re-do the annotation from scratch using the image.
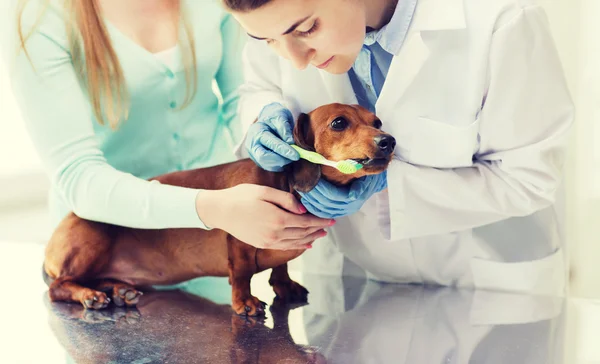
[17,0,197,129]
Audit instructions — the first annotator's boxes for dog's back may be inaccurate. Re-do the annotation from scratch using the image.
[151,159,289,192]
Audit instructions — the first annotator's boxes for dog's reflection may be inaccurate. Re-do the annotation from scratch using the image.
[45,288,326,364]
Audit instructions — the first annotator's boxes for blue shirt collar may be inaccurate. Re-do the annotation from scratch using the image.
[364,0,418,54]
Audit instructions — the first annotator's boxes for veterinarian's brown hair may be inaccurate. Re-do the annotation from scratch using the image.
[221,0,273,12]
[16,0,198,129]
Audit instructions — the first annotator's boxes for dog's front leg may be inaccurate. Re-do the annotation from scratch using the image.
[269,263,309,304]
[227,236,266,316]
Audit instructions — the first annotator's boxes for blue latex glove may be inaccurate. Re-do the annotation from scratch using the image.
[298,171,388,219]
[245,102,300,172]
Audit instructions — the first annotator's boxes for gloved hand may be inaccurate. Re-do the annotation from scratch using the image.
[245,102,300,172]
[298,171,388,219]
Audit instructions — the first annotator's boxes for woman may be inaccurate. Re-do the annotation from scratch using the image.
[7,0,333,293]
[224,0,574,296]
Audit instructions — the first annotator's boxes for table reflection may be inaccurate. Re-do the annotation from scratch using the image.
[45,273,566,364]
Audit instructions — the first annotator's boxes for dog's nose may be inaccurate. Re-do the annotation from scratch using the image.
[374,135,396,155]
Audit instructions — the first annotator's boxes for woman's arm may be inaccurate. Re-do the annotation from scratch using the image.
[6,2,333,251]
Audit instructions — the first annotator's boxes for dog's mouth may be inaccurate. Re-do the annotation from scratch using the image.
[353,157,390,168]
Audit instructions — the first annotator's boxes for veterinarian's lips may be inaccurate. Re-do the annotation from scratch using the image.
[315,56,334,69]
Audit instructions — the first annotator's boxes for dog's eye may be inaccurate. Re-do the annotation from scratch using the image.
[330,117,348,131]
[373,119,382,129]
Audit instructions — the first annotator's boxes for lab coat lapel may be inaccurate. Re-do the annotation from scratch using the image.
[376,0,466,127]
[375,32,429,117]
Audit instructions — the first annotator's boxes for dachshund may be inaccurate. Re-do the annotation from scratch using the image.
[42,103,396,316]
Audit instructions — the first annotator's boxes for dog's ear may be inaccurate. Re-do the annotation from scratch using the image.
[289,159,321,193]
[289,113,321,193]
[292,113,315,151]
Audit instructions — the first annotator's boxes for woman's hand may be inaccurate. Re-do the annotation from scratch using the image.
[195,184,335,250]
[245,103,300,172]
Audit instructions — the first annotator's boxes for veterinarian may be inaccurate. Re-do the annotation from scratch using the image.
[224,0,575,296]
[8,0,333,297]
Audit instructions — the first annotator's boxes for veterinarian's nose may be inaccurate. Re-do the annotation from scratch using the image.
[281,38,314,70]
[374,134,396,155]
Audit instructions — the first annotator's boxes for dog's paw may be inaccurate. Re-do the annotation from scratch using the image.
[232,296,267,317]
[81,290,111,310]
[112,285,143,307]
[271,280,309,304]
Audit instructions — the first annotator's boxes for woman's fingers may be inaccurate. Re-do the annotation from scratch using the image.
[259,187,335,228]
[277,229,328,250]
[205,184,335,251]
[259,187,306,214]
[283,212,335,229]
[279,226,326,240]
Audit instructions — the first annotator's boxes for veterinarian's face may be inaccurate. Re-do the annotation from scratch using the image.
[232,0,366,74]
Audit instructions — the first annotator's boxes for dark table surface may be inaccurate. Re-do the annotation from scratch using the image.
[1,241,597,364]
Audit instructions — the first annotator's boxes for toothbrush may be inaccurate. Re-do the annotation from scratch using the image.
[290,144,363,174]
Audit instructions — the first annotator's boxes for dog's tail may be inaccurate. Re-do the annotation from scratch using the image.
[42,264,54,286]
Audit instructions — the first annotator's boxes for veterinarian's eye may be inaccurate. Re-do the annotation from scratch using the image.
[373,119,382,129]
[296,19,320,37]
[330,117,348,131]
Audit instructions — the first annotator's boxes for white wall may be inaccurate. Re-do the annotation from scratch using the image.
[540,0,600,299]
[0,1,51,243]
[0,1,41,174]
[0,0,48,202]
[0,67,42,177]
[0,54,49,210]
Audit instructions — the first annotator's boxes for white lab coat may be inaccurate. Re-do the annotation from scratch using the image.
[236,0,574,296]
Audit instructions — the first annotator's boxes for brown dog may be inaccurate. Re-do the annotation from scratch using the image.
[43,103,396,316]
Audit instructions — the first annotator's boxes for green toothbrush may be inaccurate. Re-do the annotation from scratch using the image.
[290,145,363,174]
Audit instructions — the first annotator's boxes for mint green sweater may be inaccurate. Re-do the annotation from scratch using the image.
[8,0,245,229]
